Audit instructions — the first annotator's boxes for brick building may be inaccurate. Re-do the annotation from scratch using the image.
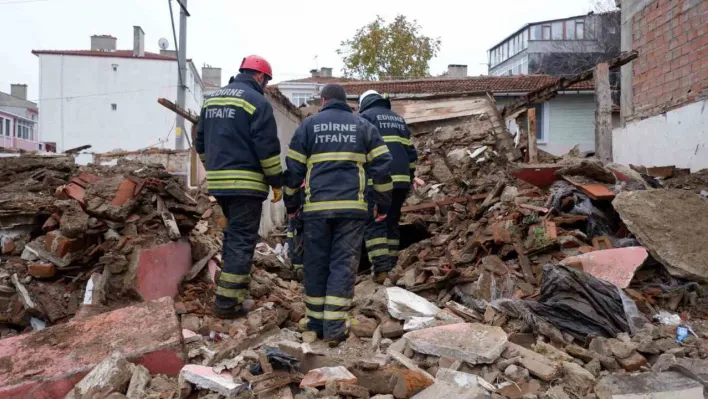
[613,0,707,170]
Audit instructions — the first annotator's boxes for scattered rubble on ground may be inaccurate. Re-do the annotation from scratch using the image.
[2,97,708,398]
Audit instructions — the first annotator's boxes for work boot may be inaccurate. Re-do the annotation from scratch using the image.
[373,271,388,284]
[295,268,304,282]
[326,335,347,348]
[297,318,323,339]
[214,304,247,319]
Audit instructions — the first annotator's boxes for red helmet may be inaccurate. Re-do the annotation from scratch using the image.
[240,55,273,80]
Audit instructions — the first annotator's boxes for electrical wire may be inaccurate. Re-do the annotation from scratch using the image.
[167,0,183,89]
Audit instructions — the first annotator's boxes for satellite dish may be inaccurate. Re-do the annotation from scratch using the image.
[158,38,170,50]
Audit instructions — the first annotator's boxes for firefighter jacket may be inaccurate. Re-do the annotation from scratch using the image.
[359,94,417,189]
[196,73,282,199]
[284,100,393,220]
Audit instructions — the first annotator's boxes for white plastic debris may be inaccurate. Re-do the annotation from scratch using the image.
[468,146,488,159]
[386,287,441,321]
[403,316,437,331]
[30,317,46,330]
[654,310,682,326]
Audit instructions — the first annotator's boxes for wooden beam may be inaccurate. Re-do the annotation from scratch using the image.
[527,108,538,163]
[594,62,613,163]
[401,193,489,213]
[501,50,638,118]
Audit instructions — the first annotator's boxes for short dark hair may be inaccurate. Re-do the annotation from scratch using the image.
[321,84,347,102]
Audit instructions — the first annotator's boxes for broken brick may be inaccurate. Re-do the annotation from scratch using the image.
[42,215,60,233]
[45,230,84,259]
[392,369,434,398]
[78,172,101,185]
[492,222,512,244]
[27,263,57,278]
[63,182,86,205]
[616,351,648,372]
[1,237,16,255]
[300,366,357,389]
[110,179,137,206]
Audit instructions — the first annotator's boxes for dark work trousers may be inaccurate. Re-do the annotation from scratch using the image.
[386,188,409,268]
[364,195,390,273]
[215,196,263,311]
[303,218,365,340]
[287,209,304,271]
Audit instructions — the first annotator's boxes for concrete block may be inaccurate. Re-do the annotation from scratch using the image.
[125,365,150,399]
[595,371,703,399]
[65,353,135,399]
[0,297,185,399]
[404,323,507,365]
[179,364,243,396]
[131,240,192,301]
[412,369,487,399]
[300,366,357,389]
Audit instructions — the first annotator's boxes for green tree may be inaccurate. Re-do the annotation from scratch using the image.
[337,15,441,80]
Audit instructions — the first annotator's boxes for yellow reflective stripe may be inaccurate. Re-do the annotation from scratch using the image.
[287,232,294,238]
[306,309,324,319]
[366,238,388,248]
[325,296,352,307]
[208,181,269,192]
[409,162,416,169]
[324,310,349,320]
[204,97,256,114]
[388,239,400,246]
[368,248,389,259]
[367,179,374,185]
[207,170,265,181]
[304,201,367,213]
[392,175,411,183]
[358,163,365,202]
[308,152,366,164]
[263,164,283,176]
[293,264,303,270]
[367,145,389,162]
[284,186,300,196]
[260,155,281,168]
[390,250,400,256]
[305,296,325,306]
[305,164,313,204]
[382,136,411,145]
[215,286,248,299]
[287,148,307,164]
[219,273,250,284]
[373,182,393,192]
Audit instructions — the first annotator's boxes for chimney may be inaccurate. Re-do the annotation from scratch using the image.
[202,65,222,87]
[90,34,117,51]
[447,64,468,78]
[319,67,333,78]
[310,69,319,78]
[10,84,27,100]
[133,26,145,57]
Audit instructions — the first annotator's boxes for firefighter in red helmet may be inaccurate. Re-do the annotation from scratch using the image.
[196,55,283,318]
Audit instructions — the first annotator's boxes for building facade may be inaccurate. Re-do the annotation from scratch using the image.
[0,85,41,152]
[488,12,621,76]
[276,68,358,107]
[613,0,707,171]
[33,27,203,164]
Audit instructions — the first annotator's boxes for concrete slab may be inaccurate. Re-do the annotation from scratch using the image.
[561,247,648,288]
[595,371,703,399]
[404,323,507,365]
[0,297,185,399]
[134,239,192,300]
[180,364,243,396]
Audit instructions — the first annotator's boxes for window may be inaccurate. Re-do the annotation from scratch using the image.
[0,118,4,136]
[552,22,564,40]
[576,21,585,40]
[4,119,10,137]
[111,103,117,111]
[566,20,576,40]
[523,30,528,49]
[291,93,311,107]
[533,103,546,142]
[531,25,541,40]
[542,25,551,40]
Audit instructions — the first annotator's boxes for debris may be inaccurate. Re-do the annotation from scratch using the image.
[504,364,529,383]
[412,369,487,399]
[381,319,405,338]
[561,361,596,396]
[386,287,442,321]
[179,365,243,396]
[595,371,704,399]
[616,351,648,372]
[498,379,542,399]
[27,263,57,278]
[10,273,41,315]
[613,190,708,282]
[404,323,508,365]
[125,365,151,399]
[299,366,358,389]
[183,249,217,282]
[392,368,435,398]
[560,247,648,289]
[65,353,136,399]
[352,315,379,338]
[503,343,561,382]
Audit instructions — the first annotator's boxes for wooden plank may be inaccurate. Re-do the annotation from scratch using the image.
[527,108,538,163]
[401,193,489,213]
[396,98,492,124]
[519,203,549,214]
[594,62,613,163]
[474,180,506,220]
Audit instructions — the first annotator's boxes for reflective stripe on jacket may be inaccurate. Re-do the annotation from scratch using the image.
[195,73,282,199]
[359,94,417,189]
[284,100,393,220]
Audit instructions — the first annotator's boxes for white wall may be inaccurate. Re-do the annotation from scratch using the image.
[541,94,596,155]
[613,100,707,171]
[275,82,318,106]
[38,54,202,164]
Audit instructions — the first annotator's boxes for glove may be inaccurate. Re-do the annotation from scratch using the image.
[271,187,282,203]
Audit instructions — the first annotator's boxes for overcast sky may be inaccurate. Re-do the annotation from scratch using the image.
[1,0,598,101]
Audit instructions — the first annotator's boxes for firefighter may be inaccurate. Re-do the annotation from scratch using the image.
[284,84,392,346]
[196,55,283,318]
[286,179,305,281]
[358,90,418,283]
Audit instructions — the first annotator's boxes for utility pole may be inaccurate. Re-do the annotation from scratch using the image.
[175,0,189,150]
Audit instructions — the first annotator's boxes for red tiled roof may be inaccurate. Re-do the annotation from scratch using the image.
[278,76,362,84]
[339,75,594,96]
[32,49,192,62]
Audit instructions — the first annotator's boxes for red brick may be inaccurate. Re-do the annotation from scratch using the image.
[41,215,60,233]
[77,172,100,185]
[1,237,15,255]
[134,240,192,301]
[44,230,84,258]
[63,182,85,205]
[0,297,184,399]
[27,263,57,278]
[110,179,137,206]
